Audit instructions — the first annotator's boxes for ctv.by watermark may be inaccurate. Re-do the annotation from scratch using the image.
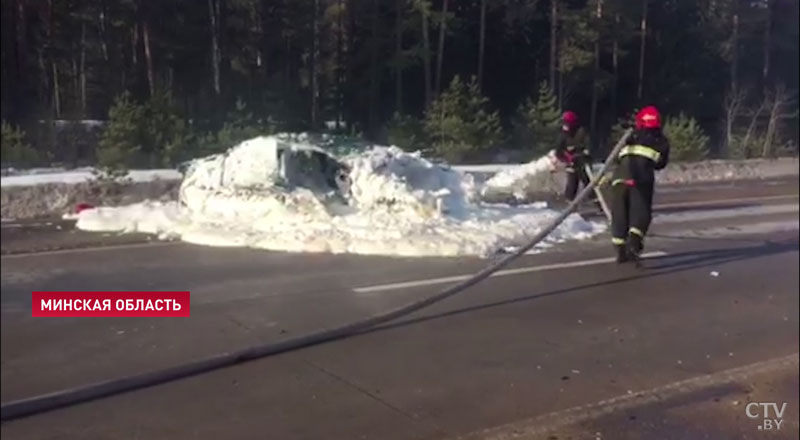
[746,402,788,431]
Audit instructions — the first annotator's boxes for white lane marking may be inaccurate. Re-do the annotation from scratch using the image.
[653,193,797,210]
[353,251,668,293]
[655,203,798,224]
[463,353,799,440]
[657,220,799,238]
[1,241,180,259]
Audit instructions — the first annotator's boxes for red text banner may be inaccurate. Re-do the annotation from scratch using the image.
[32,292,191,317]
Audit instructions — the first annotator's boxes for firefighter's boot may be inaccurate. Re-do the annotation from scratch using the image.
[627,233,643,261]
[615,244,629,263]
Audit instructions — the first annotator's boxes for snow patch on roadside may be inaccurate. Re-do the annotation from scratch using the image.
[1,168,181,187]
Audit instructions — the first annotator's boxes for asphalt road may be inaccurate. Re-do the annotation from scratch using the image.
[1,177,798,439]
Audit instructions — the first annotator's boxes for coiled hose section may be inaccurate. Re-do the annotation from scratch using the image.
[0,130,632,421]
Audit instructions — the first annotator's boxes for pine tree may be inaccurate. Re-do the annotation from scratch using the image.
[1,121,44,167]
[386,112,426,151]
[97,91,191,170]
[97,93,145,171]
[424,75,503,162]
[519,81,561,155]
[663,113,710,161]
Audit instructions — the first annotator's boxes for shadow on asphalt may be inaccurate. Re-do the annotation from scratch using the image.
[649,202,759,215]
[365,238,799,336]
[580,202,764,218]
[648,233,773,243]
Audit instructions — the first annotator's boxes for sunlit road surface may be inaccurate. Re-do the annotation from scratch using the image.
[1,177,798,439]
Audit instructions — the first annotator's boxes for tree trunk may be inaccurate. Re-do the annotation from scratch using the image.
[434,0,448,95]
[762,86,788,157]
[80,21,87,115]
[72,57,79,108]
[557,55,564,111]
[142,19,155,96]
[253,2,262,68]
[637,0,648,101]
[46,0,60,117]
[762,0,772,84]
[208,0,221,96]
[284,36,291,87]
[132,25,138,66]
[724,88,745,152]
[549,0,557,90]
[420,1,432,106]
[763,104,777,157]
[368,0,380,136]
[337,0,344,128]
[732,11,738,93]
[15,0,27,88]
[52,62,61,117]
[743,99,766,154]
[311,0,319,128]
[167,65,174,96]
[589,0,603,149]
[395,0,403,113]
[611,13,619,117]
[99,2,109,61]
[477,0,486,89]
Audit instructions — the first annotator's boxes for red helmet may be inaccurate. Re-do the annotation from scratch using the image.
[636,106,661,129]
[562,111,579,126]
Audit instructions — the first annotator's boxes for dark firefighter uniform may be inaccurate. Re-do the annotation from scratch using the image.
[610,106,670,262]
[555,111,592,201]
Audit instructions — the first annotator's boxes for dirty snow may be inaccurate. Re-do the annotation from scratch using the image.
[74,136,604,257]
[1,168,181,187]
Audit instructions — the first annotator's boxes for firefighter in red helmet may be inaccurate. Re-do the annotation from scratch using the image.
[610,106,671,263]
[555,111,592,201]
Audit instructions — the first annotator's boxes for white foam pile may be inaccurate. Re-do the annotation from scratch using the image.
[74,136,604,257]
[481,151,560,199]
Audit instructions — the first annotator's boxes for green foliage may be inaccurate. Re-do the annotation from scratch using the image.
[1,122,46,167]
[217,99,276,149]
[518,82,562,155]
[96,92,145,172]
[146,92,193,167]
[424,76,503,162]
[663,113,710,162]
[97,92,192,173]
[386,113,426,151]
[728,133,765,159]
[559,8,596,74]
[194,98,276,156]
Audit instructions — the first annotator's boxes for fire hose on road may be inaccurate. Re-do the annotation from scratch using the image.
[0,130,633,421]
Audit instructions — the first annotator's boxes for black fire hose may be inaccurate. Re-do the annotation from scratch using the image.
[0,130,632,422]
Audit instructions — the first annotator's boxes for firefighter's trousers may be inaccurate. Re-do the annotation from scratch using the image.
[565,164,591,201]
[610,181,654,247]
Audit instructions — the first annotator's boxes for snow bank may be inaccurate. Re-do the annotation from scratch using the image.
[1,179,179,220]
[74,136,603,257]
[0,168,181,187]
